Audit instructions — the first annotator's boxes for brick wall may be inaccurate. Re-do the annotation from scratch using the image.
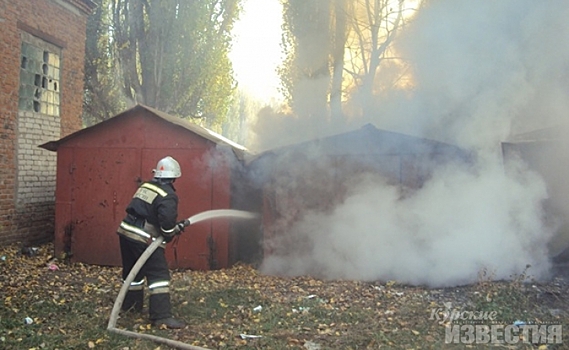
[0,0,92,245]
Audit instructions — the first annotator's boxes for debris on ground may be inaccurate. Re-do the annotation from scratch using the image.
[1,242,568,349]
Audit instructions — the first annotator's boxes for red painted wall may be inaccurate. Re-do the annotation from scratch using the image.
[53,110,234,270]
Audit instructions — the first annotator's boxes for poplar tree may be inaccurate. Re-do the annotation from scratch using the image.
[278,0,412,120]
[84,0,241,126]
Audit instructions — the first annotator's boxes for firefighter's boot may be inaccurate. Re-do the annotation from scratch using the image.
[149,292,184,328]
[152,317,186,329]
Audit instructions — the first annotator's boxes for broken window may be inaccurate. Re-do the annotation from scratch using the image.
[18,36,61,116]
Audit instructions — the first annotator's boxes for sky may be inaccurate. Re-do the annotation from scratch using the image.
[229,0,422,106]
[229,0,284,104]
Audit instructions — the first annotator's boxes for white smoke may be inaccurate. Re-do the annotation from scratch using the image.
[262,158,551,287]
[258,0,569,286]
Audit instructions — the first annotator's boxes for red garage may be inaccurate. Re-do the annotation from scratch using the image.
[40,104,248,270]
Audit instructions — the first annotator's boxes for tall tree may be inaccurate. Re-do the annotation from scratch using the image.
[345,0,405,117]
[330,0,349,121]
[85,0,241,126]
[279,0,331,122]
[83,0,126,126]
[279,0,412,121]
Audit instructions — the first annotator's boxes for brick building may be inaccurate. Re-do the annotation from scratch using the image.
[0,0,96,245]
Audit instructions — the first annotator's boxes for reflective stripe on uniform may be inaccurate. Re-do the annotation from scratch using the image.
[128,279,145,291]
[132,183,168,204]
[117,222,166,247]
[140,183,168,197]
[133,187,158,204]
[120,222,152,239]
[148,281,169,295]
[117,222,151,244]
[161,226,176,234]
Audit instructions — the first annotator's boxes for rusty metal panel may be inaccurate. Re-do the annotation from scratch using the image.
[54,202,72,258]
[70,147,140,266]
[50,109,239,270]
[55,114,146,150]
[140,112,210,149]
[211,150,232,269]
[54,146,74,257]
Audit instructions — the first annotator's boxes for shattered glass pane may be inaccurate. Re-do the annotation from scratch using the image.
[19,38,61,115]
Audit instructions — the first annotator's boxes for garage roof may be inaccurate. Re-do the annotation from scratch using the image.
[39,104,249,158]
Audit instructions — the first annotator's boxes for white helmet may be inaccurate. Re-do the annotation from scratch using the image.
[153,156,181,178]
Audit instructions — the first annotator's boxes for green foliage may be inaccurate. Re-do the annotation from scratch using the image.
[83,0,127,126]
[472,267,537,323]
[83,0,242,126]
[277,0,299,107]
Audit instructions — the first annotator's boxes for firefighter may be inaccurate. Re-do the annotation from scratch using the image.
[116,156,186,329]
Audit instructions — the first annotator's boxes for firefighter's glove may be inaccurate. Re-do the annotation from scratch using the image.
[162,224,183,243]
[174,222,186,235]
[162,231,176,243]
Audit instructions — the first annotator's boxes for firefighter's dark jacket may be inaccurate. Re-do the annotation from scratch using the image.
[117,180,179,245]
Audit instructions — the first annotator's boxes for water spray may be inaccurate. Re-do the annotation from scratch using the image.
[107,209,259,349]
[180,209,259,227]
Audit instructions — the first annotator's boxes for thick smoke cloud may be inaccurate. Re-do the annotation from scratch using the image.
[391,0,569,148]
[258,0,569,286]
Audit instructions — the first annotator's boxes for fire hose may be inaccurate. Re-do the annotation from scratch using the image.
[107,210,258,349]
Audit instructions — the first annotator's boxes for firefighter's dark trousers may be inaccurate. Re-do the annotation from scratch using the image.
[119,236,173,321]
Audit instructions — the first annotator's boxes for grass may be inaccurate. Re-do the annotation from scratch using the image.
[1,243,568,349]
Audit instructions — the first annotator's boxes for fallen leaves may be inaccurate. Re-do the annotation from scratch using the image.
[1,242,568,349]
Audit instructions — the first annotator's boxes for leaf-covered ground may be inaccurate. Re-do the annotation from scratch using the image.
[1,243,568,349]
